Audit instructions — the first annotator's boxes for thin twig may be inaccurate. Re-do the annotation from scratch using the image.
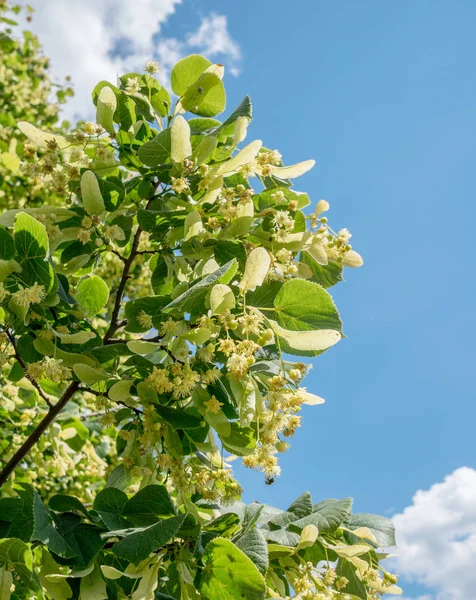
[79,387,143,416]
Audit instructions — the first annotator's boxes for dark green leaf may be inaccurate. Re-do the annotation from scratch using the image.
[111,515,186,565]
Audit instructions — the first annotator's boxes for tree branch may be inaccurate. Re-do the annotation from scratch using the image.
[5,329,53,409]
[103,228,142,343]
[0,381,80,488]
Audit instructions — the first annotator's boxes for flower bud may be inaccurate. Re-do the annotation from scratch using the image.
[315,199,330,217]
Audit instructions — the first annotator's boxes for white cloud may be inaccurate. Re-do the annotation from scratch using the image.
[187,13,241,75]
[16,1,241,120]
[390,467,476,600]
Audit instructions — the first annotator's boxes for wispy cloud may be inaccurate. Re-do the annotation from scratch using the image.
[390,467,476,600]
[16,0,241,120]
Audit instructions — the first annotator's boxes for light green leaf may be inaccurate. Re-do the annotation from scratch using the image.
[53,331,96,345]
[38,550,73,600]
[184,210,204,240]
[170,115,192,162]
[240,247,270,292]
[79,564,107,600]
[200,537,266,600]
[126,341,159,355]
[76,275,109,316]
[210,284,235,314]
[73,364,109,385]
[108,379,134,402]
[269,320,341,352]
[181,72,226,117]
[269,159,315,179]
[0,207,76,228]
[17,121,68,150]
[0,567,12,600]
[96,86,116,136]
[171,54,212,96]
[80,171,106,216]
[217,139,262,175]
[131,557,161,600]
[192,135,217,165]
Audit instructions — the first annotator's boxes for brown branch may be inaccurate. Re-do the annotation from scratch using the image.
[103,227,143,343]
[0,381,80,488]
[5,329,53,409]
[103,195,158,343]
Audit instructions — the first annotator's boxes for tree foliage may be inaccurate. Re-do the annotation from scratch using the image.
[0,4,401,599]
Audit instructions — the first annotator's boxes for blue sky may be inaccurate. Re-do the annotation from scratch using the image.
[19,1,476,597]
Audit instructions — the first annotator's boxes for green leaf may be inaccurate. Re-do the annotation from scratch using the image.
[111,515,186,565]
[274,279,342,336]
[193,387,231,437]
[32,490,76,558]
[264,528,300,547]
[93,488,129,530]
[138,128,171,167]
[163,259,237,314]
[80,171,106,216]
[347,514,395,547]
[269,320,341,352]
[154,404,203,430]
[0,566,12,600]
[181,72,226,117]
[269,492,313,527]
[0,539,36,591]
[171,54,211,96]
[76,275,109,316]
[122,485,176,526]
[79,563,108,600]
[54,516,104,569]
[16,335,43,363]
[96,86,117,136]
[124,295,170,332]
[220,422,256,456]
[300,252,343,288]
[72,364,109,385]
[170,115,191,163]
[235,529,268,575]
[200,537,266,600]
[48,495,90,520]
[0,226,15,260]
[336,558,368,599]
[310,498,353,533]
[212,240,247,271]
[14,212,54,290]
[213,96,252,137]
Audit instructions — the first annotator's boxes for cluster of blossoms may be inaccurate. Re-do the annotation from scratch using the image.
[292,562,351,599]
[0,281,47,308]
[305,200,363,268]
[26,357,72,383]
